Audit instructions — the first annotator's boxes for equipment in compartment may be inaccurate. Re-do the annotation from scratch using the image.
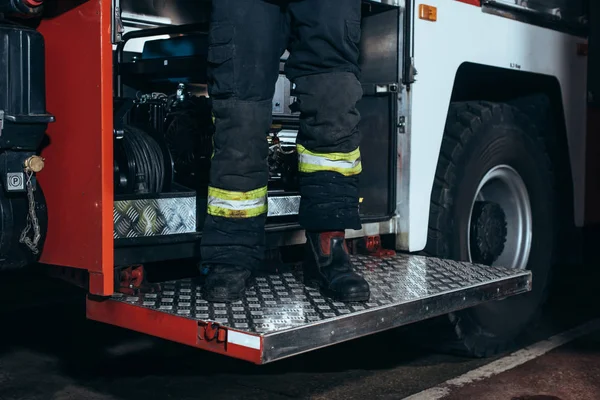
[272,74,297,117]
[114,124,169,195]
[124,84,300,194]
[125,85,214,192]
[164,89,214,191]
[113,91,200,245]
[115,22,303,197]
[0,22,54,269]
[268,129,298,190]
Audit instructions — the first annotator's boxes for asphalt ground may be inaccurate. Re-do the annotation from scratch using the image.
[436,327,600,400]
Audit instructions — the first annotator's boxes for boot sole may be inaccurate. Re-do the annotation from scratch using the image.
[304,278,370,303]
[202,279,251,303]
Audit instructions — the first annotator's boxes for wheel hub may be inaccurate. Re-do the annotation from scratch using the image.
[467,165,532,270]
[470,201,507,265]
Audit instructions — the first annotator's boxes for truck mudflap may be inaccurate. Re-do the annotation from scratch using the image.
[86,254,532,364]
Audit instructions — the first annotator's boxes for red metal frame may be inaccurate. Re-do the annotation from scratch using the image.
[348,235,396,258]
[24,0,43,7]
[456,0,481,6]
[86,297,263,364]
[37,0,114,295]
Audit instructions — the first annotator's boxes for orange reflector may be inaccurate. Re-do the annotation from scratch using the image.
[419,4,437,21]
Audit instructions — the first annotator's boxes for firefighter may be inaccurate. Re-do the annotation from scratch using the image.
[201,0,370,303]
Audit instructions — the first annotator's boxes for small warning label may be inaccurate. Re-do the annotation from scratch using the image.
[7,172,24,191]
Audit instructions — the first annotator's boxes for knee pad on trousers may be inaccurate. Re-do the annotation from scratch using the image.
[209,99,272,192]
[292,72,363,154]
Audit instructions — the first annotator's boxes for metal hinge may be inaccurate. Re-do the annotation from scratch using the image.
[111,0,124,44]
[404,57,417,85]
[398,116,406,134]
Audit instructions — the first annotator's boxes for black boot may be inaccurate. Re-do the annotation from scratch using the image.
[304,231,370,302]
[202,264,252,303]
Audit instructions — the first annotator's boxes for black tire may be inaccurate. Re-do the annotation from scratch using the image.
[426,101,558,357]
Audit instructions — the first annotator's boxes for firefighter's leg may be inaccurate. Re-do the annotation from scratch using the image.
[201,0,285,302]
[286,0,370,302]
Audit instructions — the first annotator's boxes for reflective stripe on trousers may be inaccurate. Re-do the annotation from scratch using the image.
[207,186,268,218]
[297,144,362,176]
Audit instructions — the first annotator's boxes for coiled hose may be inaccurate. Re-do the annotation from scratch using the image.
[121,125,165,194]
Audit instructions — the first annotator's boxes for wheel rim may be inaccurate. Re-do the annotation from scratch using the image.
[467,165,532,270]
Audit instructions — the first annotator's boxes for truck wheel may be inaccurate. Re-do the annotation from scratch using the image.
[426,101,557,357]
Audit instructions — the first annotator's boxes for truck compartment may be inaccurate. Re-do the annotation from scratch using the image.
[112,1,401,265]
[28,0,539,360]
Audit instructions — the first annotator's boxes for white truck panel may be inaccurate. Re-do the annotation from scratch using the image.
[403,0,587,251]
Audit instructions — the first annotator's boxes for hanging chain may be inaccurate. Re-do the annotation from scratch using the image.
[19,170,41,255]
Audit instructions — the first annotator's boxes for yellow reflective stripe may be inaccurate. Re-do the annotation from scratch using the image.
[207,186,268,218]
[207,204,267,218]
[298,162,362,176]
[297,144,362,176]
[297,145,360,162]
[208,186,267,201]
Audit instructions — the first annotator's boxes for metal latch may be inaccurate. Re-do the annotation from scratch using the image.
[199,322,227,343]
[375,83,399,94]
[0,110,5,137]
[398,116,406,133]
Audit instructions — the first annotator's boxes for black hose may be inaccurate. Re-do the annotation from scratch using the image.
[122,125,166,194]
[129,131,152,192]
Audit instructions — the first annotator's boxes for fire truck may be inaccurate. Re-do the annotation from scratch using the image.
[0,0,591,364]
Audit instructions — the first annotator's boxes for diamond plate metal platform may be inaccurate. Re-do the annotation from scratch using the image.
[113,194,301,240]
[87,254,532,364]
[267,195,300,217]
[113,196,196,239]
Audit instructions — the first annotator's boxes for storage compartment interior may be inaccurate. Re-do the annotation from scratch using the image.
[112,1,400,262]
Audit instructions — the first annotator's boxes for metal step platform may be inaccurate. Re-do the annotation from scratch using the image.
[86,254,532,364]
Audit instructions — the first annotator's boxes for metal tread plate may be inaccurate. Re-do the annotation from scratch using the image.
[112,194,301,240]
[113,197,197,238]
[90,254,531,364]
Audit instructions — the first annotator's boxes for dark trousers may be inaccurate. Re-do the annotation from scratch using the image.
[201,0,363,270]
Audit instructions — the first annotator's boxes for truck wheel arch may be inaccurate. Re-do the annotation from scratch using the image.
[447,62,577,259]
[421,62,580,355]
